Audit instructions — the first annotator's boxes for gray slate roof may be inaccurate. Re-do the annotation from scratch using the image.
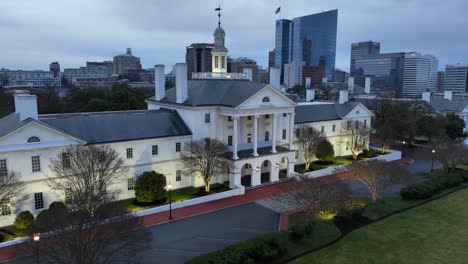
[428,99,468,114]
[295,102,360,124]
[0,113,33,138]
[39,109,191,144]
[148,79,267,108]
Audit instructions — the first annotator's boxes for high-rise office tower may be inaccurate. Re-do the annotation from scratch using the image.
[49,62,60,78]
[274,19,293,84]
[268,49,276,68]
[230,57,259,83]
[402,52,438,98]
[186,43,214,79]
[350,41,380,74]
[436,71,445,92]
[444,64,468,93]
[275,10,338,85]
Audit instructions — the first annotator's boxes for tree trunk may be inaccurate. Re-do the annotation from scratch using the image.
[305,162,311,172]
[352,152,359,160]
[204,178,211,193]
[371,192,378,203]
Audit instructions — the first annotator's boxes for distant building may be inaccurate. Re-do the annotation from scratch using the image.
[334,69,348,83]
[49,62,60,78]
[436,71,445,92]
[353,52,406,96]
[302,65,325,86]
[230,57,259,83]
[113,48,142,76]
[72,75,118,88]
[0,69,61,87]
[268,49,275,69]
[186,43,213,79]
[402,52,438,98]
[444,64,468,93]
[275,10,338,84]
[86,61,113,69]
[258,68,269,84]
[63,67,113,84]
[274,19,293,84]
[284,62,303,88]
[350,41,380,74]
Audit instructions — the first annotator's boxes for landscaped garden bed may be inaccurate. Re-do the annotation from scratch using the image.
[119,183,230,213]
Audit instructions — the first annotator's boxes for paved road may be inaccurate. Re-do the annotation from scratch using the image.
[11,203,279,264]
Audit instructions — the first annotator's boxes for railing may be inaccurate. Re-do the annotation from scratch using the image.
[192,72,247,80]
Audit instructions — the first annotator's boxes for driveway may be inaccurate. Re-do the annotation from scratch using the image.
[130,202,279,264]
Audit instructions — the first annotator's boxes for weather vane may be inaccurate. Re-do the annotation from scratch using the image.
[215,5,222,27]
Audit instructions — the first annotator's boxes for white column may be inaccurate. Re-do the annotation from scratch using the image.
[232,116,239,160]
[271,163,280,182]
[229,169,241,189]
[253,115,259,156]
[252,166,261,186]
[288,112,295,150]
[271,114,277,153]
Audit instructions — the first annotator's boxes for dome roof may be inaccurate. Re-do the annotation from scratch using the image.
[213,26,225,36]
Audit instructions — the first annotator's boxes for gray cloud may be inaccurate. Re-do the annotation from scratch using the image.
[0,0,467,71]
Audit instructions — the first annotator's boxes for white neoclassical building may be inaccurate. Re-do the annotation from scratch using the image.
[0,22,372,226]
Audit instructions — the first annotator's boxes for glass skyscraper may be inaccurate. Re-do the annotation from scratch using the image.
[275,10,338,84]
[292,10,337,81]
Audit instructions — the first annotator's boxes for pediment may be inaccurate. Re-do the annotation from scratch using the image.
[236,85,296,110]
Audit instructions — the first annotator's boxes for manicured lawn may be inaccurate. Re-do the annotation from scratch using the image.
[295,156,352,173]
[291,187,468,264]
[0,225,25,242]
[119,184,230,213]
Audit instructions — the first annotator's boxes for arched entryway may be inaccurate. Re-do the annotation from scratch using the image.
[241,163,253,187]
[279,157,289,179]
[260,160,272,184]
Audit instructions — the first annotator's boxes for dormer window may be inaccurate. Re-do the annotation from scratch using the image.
[27,137,40,143]
[262,97,270,103]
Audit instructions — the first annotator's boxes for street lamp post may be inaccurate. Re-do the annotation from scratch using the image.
[431,149,436,172]
[33,233,40,264]
[167,182,173,220]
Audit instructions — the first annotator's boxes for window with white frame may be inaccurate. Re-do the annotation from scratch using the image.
[228,116,233,122]
[0,159,7,177]
[152,145,159,155]
[214,56,219,68]
[31,156,41,172]
[0,199,11,216]
[247,134,252,143]
[282,129,287,140]
[247,116,252,120]
[347,121,351,130]
[296,129,300,137]
[176,142,181,152]
[244,164,252,169]
[98,151,106,163]
[27,136,40,143]
[228,136,233,146]
[127,178,134,190]
[346,141,349,150]
[265,114,270,119]
[62,153,71,168]
[364,120,367,128]
[34,192,44,210]
[205,113,211,123]
[264,131,270,141]
[221,56,226,68]
[283,113,287,117]
[321,126,324,133]
[64,188,72,204]
[176,170,182,181]
[126,148,133,159]
[355,120,359,129]
[332,124,336,132]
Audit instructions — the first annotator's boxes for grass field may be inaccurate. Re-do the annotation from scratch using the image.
[291,187,468,264]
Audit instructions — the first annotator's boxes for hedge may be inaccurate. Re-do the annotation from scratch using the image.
[14,211,34,230]
[401,171,466,200]
[186,232,289,264]
[134,171,167,204]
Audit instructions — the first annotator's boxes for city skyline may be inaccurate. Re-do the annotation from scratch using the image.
[1,0,467,71]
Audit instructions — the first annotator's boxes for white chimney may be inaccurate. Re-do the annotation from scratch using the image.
[243,68,253,82]
[14,94,38,121]
[306,89,315,102]
[175,63,188,104]
[444,90,453,101]
[269,67,281,90]
[422,91,431,102]
[365,77,371,94]
[154,64,165,101]
[305,77,312,89]
[339,90,349,104]
[322,77,328,84]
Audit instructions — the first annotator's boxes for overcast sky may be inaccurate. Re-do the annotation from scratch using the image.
[1,0,467,72]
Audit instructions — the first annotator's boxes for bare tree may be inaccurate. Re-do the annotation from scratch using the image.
[181,138,230,193]
[295,125,326,171]
[0,170,23,204]
[343,120,370,160]
[282,175,349,222]
[432,137,468,172]
[343,159,403,202]
[48,144,127,216]
[25,199,149,264]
